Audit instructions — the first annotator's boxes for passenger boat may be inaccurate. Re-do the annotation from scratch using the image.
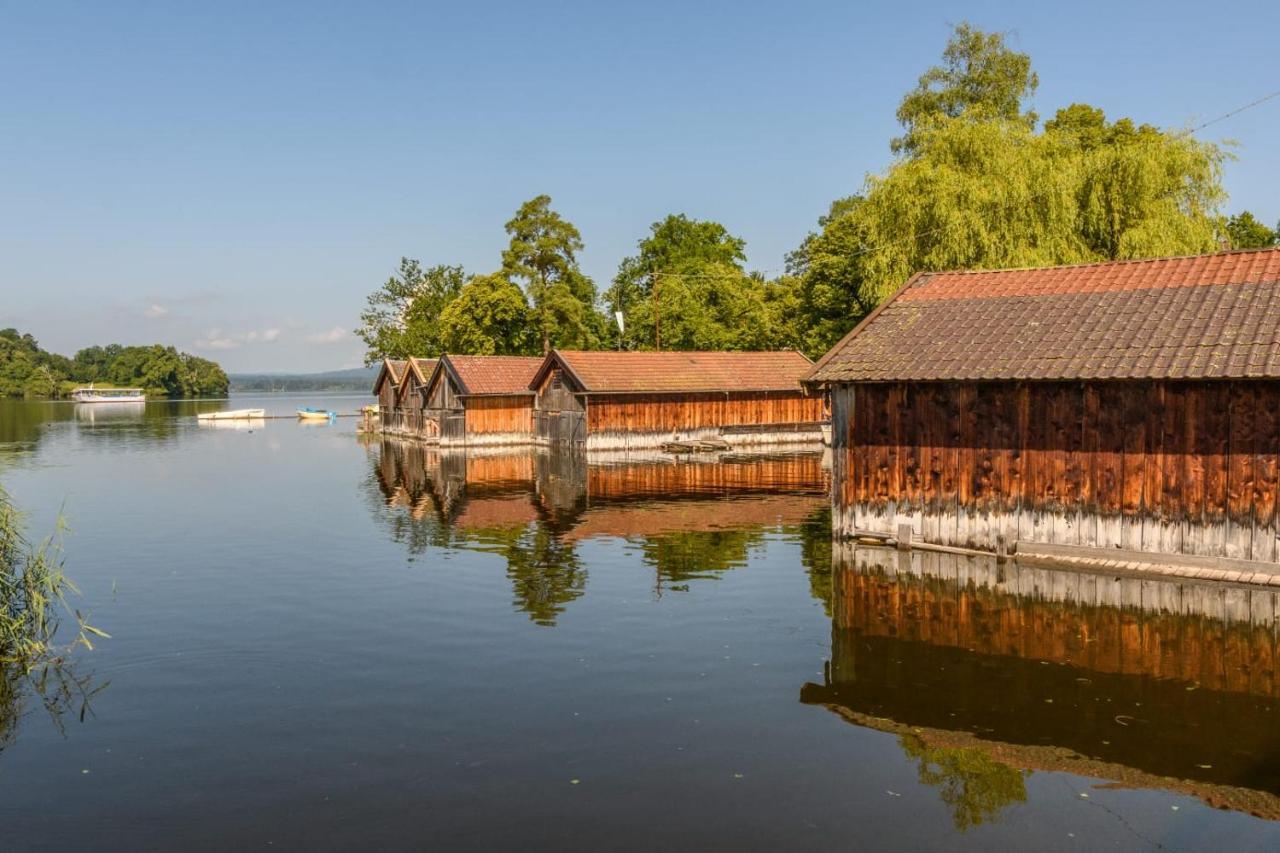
[71,385,145,403]
[297,407,335,420]
[196,409,266,421]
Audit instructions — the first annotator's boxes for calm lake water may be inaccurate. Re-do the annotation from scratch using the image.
[2,394,1279,851]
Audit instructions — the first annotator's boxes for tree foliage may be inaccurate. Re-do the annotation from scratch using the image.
[437,273,533,356]
[0,329,228,398]
[607,214,797,351]
[792,23,1228,356]
[501,195,603,353]
[356,260,466,364]
[893,22,1038,154]
[1225,211,1278,249]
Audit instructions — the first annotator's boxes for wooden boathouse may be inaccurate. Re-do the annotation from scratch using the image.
[421,354,543,446]
[390,357,438,435]
[530,350,826,449]
[372,358,408,429]
[805,247,1280,566]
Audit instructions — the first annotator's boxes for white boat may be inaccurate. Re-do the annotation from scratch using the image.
[71,385,145,403]
[196,408,266,421]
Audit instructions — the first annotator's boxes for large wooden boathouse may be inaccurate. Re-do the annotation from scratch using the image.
[421,354,543,446]
[530,350,825,449]
[805,247,1280,565]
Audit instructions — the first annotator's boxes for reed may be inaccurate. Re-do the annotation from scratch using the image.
[0,486,107,670]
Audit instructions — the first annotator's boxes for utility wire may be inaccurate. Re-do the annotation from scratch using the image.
[638,88,1280,282]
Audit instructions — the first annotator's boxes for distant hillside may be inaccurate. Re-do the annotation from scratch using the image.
[229,366,378,392]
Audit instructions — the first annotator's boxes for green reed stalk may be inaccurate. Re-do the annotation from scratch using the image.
[0,487,107,670]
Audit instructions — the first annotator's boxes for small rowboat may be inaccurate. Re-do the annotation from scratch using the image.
[297,407,335,420]
[197,409,266,421]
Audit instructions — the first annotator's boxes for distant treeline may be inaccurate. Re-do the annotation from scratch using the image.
[229,368,376,393]
[0,328,229,399]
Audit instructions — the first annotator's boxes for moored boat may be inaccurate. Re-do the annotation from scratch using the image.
[297,407,335,420]
[71,385,145,403]
[196,409,266,421]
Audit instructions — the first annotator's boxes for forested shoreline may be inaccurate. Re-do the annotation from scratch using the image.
[0,329,228,399]
[358,24,1278,366]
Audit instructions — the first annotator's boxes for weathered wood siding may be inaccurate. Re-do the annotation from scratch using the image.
[832,380,1280,562]
[534,368,584,414]
[580,391,825,449]
[462,396,534,438]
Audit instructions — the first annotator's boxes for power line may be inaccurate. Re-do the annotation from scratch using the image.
[630,88,1280,287]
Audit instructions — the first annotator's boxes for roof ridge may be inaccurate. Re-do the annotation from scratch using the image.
[918,246,1280,278]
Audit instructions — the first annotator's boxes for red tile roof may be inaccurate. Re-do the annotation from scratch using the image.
[445,355,543,396]
[546,350,815,393]
[807,248,1280,384]
[405,357,437,384]
[373,358,408,394]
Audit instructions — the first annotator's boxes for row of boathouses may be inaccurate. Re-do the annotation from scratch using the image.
[369,349,825,450]
[370,246,1280,576]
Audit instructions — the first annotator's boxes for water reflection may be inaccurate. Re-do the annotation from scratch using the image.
[0,660,106,755]
[367,440,831,623]
[802,543,1280,825]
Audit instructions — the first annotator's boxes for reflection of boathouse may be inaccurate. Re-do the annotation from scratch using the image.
[368,441,831,621]
[806,248,1280,572]
[802,543,1280,822]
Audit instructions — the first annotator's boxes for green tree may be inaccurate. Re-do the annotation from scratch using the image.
[893,22,1038,155]
[356,259,466,363]
[791,26,1226,357]
[607,214,794,351]
[501,195,603,353]
[438,273,533,355]
[1225,211,1278,249]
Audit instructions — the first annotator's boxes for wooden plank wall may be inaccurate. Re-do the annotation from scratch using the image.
[463,396,534,436]
[833,380,1280,562]
[587,391,825,435]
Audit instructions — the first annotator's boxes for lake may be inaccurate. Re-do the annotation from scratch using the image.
[1,394,1279,851]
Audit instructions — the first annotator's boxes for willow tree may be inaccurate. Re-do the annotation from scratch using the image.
[792,23,1227,356]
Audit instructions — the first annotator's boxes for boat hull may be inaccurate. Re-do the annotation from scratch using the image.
[197,409,266,421]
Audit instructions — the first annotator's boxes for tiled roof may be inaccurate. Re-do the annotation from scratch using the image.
[807,248,1280,384]
[406,357,437,384]
[548,350,815,393]
[373,358,408,394]
[446,355,543,395]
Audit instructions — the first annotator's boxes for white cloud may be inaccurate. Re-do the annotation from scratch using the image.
[194,326,283,351]
[307,326,349,344]
[196,336,240,350]
[143,303,169,319]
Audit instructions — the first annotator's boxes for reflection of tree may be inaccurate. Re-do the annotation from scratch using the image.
[639,530,761,588]
[798,507,832,615]
[900,735,1028,831]
[500,526,585,627]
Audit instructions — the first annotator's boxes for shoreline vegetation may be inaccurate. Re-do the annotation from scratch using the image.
[357,24,1278,368]
[0,329,229,400]
[1,487,107,750]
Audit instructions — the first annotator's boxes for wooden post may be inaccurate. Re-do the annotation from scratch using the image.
[897,523,913,551]
[996,533,1008,563]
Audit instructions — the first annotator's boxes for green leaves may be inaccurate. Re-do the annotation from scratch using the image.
[356,260,467,362]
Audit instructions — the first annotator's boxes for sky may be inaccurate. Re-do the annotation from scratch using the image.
[3,1,1278,373]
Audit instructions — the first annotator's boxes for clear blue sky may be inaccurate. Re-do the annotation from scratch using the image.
[3,0,1278,372]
